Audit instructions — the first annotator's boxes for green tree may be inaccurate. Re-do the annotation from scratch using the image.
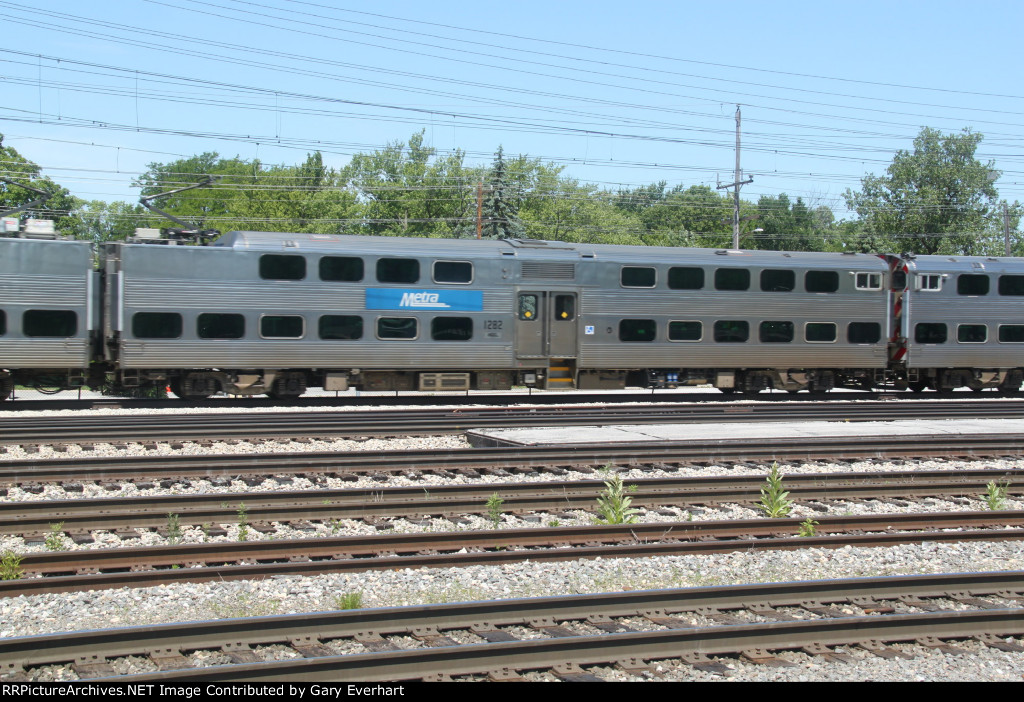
[0,133,83,237]
[844,127,1011,255]
[751,193,826,251]
[480,146,525,239]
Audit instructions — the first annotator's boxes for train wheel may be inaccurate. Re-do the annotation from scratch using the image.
[908,380,929,393]
[169,377,215,400]
[718,387,736,394]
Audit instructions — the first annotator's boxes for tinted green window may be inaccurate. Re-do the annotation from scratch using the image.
[555,295,575,321]
[621,266,656,287]
[260,315,304,339]
[377,258,420,284]
[915,323,947,344]
[759,321,794,343]
[714,268,750,291]
[518,294,538,321]
[132,312,182,339]
[999,275,1024,296]
[957,324,987,343]
[259,254,306,280]
[760,270,795,292]
[23,310,77,337]
[197,313,244,339]
[805,270,839,293]
[431,317,473,341]
[668,321,702,341]
[957,274,989,296]
[848,322,881,344]
[0,310,5,336]
[619,319,656,342]
[1000,325,1024,343]
[377,317,418,339]
[319,256,363,282]
[714,320,749,342]
[805,322,837,342]
[433,261,473,284]
[668,267,704,290]
[318,315,363,340]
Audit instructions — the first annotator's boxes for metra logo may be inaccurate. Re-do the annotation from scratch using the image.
[400,292,449,308]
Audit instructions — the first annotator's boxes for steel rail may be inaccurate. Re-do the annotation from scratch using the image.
[4,469,1021,536]
[3,434,1024,487]
[108,608,1024,682]
[3,399,1024,445]
[4,571,1022,677]
[5,512,1024,596]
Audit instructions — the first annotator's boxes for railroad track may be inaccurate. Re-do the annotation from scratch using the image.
[4,571,1022,681]
[5,511,1024,596]
[3,433,1024,487]
[3,399,1024,445]
[5,468,1021,536]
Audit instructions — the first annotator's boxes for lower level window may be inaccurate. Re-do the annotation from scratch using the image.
[805,322,837,343]
[0,310,5,336]
[847,322,881,344]
[999,325,1024,343]
[619,319,656,342]
[260,315,304,339]
[132,312,183,339]
[759,321,794,343]
[714,320,749,343]
[915,323,947,344]
[23,310,77,337]
[668,320,702,341]
[378,317,418,339]
[431,317,473,341]
[198,313,245,339]
[319,315,363,340]
[957,324,987,343]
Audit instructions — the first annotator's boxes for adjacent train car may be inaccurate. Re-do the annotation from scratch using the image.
[0,236,97,401]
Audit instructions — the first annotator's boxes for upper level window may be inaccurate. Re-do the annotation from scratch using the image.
[621,266,656,288]
[197,313,244,340]
[132,312,182,339]
[260,254,305,281]
[668,267,704,290]
[855,272,883,290]
[999,275,1024,296]
[433,261,473,284]
[714,268,750,291]
[957,274,990,296]
[320,256,363,282]
[805,270,839,293]
[377,258,420,284]
[23,310,78,338]
[917,274,943,291]
[760,269,795,292]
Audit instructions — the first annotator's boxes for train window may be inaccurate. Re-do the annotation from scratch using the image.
[805,270,839,293]
[713,320,749,343]
[621,266,656,288]
[999,325,1024,343]
[431,317,473,341]
[433,261,473,284]
[259,254,306,281]
[132,312,183,339]
[998,275,1024,296]
[957,274,990,296]
[260,315,304,339]
[197,313,245,339]
[0,310,5,336]
[760,269,795,292]
[23,310,77,338]
[847,322,881,344]
[759,321,794,343]
[668,320,702,341]
[917,274,943,291]
[619,319,656,342]
[318,315,363,340]
[555,295,575,321]
[714,268,750,291]
[377,317,418,339]
[518,294,538,321]
[914,323,947,344]
[805,322,837,343]
[377,258,420,284]
[855,272,883,291]
[957,324,987,343]
[320,256,364,282]
[668,267,704,290]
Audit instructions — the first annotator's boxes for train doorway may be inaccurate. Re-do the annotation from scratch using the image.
[515,291,579,388]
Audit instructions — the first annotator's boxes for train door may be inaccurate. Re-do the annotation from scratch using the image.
[515,291,579,387]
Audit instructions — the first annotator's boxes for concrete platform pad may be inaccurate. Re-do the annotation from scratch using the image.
[465,418,1024,448]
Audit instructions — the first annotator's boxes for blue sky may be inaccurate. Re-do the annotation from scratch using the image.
[1,0,1022,220]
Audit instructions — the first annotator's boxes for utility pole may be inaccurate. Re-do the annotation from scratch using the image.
[716,105,753,249]
[1004,202,1012,256]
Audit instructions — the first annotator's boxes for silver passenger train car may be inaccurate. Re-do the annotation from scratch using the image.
[2,230,1023,400]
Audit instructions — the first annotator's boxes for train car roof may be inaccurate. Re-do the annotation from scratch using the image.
[906,254,1024,274]
[214,231,891,269]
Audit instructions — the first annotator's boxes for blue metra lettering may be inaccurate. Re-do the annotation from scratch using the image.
[367,289,483,312]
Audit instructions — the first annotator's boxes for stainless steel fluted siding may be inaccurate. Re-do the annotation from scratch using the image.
[907,292,1024,368]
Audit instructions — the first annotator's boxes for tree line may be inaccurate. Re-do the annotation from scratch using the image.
[1,127,1021,256]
